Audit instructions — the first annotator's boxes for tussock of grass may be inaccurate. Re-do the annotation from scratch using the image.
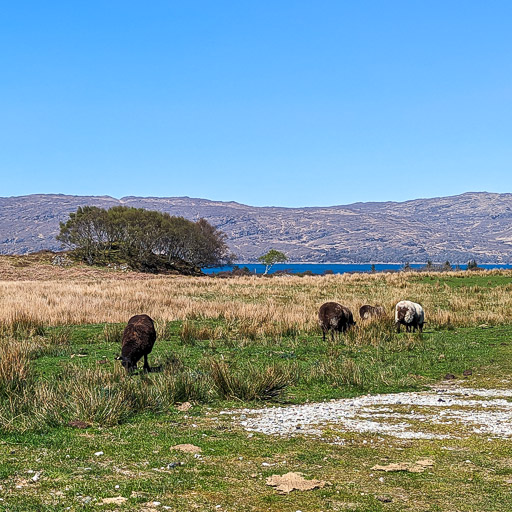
[0,312,45,338]
[0,338,33,394]
[46,325,73,345]
[0,359,215,431]
[180,320,215,344]
[155,319,174,340]
[208,359,295,401]
[344,319,395,346]
[103,322,124,344]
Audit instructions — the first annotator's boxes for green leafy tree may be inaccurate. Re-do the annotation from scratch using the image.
[467,259,479,270]
[258,249,287,275]
[57,206,232,272]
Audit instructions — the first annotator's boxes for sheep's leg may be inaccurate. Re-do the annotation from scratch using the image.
[396,322,401,333]
[143,354,150,372]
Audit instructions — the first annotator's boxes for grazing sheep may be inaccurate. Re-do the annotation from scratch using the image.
[318,302,356,341]
[394,300,424,333]
[120,314,156,373]
[359,304,386,320]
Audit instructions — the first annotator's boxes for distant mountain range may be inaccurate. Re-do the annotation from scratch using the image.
[1,192,512,264]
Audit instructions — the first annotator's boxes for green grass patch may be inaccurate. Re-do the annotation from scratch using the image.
[2,313,512,510]
[415,272,512,289]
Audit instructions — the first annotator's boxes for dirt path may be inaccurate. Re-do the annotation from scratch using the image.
[222,384,512,441]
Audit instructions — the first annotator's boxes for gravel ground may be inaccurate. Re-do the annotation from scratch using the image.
[221,385,512,440]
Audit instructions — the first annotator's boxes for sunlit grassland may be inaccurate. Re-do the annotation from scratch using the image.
[1,270,512,332]
[1,269,512,510]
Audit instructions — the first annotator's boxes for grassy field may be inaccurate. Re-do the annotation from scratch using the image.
[1,259,512,511]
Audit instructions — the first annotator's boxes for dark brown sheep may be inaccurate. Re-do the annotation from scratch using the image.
[318,302,356,341]
[359,304,386,320]
[120,314,157,373]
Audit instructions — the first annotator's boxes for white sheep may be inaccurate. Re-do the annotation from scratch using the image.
[394,300,424,333]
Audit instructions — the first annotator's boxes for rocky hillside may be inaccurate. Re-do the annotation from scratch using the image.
[1,192,512,263]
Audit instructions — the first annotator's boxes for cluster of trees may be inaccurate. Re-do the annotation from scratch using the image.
[57,206,233,272]
[403,259,480,272]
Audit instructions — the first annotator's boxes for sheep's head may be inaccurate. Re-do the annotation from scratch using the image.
[396,306,410,323]
[117,355,136,373]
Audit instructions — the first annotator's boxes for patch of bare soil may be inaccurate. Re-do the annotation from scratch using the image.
[266,472,328,494]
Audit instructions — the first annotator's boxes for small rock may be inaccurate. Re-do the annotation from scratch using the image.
[376,496,392,503]
[31,471,41,483]
[94,451,104,456]
[463,369,473,376]
[443,373,456,380]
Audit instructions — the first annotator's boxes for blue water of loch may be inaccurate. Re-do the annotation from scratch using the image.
[203,263,512,275]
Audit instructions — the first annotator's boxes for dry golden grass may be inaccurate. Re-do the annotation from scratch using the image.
[0,338,32,393]
[0,261,511,335]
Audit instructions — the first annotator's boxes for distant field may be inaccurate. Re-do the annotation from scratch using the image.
[1,258,512,511]
[1,252,512,330]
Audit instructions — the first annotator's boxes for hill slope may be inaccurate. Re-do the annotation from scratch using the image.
[1,192,512,263]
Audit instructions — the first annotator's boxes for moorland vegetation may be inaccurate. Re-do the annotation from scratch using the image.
[2,259,512,510]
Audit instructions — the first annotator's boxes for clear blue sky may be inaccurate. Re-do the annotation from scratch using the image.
[1,1,511,207]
